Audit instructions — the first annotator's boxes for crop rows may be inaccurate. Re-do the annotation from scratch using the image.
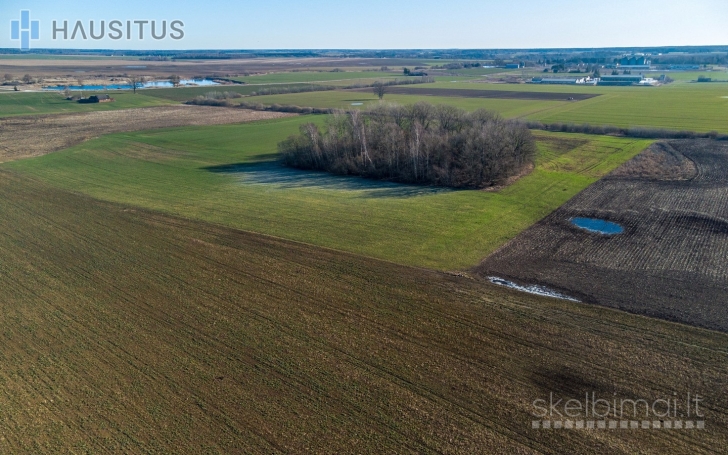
[0,171,726,452]
[478,139,728,331]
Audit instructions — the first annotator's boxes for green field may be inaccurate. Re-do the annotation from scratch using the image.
[142,79,396,102]
[232,71,400,84]
[0,91,172,117]
[7,117,650,270]
[644,70,728,81]
[247,80,728,132]
[242,89,567,117]
[138,84,311,101]
[427,80,728,132]
[526,83,728,132]
[429,67,516,77]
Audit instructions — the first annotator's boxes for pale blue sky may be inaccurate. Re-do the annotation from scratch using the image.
[1,0,726,50]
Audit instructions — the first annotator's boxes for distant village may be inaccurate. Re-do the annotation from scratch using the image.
[530,54,690,86]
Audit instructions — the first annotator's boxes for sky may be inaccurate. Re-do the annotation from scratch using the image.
[0,0,726,50]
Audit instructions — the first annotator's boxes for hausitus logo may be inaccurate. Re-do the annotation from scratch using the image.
[8,9,185,50]
[52,19,185,41]
[10,10,40,50]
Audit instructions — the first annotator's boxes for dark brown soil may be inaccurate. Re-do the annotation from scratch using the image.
[349,86,600,101]
[1,170,726,453]
[476,140,728,332]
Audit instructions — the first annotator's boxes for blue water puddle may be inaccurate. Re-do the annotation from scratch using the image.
[571,217,624,235]
[488,277,580,302]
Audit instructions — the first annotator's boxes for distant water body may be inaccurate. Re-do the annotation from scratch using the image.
[44,79,219,91]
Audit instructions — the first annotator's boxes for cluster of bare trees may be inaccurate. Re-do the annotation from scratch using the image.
[279,102,536,189]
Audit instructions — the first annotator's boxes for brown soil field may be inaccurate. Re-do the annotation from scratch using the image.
[477,140,728,332]
[349,86,600,101]
[0,170,726,453]
[0,57,426,78]
[0,106,293,161]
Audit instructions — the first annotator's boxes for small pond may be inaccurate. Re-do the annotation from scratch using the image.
[571,217,624,235]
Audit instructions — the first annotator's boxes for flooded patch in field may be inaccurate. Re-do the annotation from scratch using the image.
[209,162,452,198]
[351,102,364,106]
[571,217,624,235]
[488,277,580,302]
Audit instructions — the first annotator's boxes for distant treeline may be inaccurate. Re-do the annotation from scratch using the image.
[240,103,336,114]
[185,91,243,106]
[248,85,337,96]
[279,103,536,189]
[431,62,483,70]
[525,121,728,141]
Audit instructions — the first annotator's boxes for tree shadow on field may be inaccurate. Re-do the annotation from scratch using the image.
[205,161,455,199]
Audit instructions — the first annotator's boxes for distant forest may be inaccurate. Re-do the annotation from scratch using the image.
[279,103,536,189]
[2,46,727,64]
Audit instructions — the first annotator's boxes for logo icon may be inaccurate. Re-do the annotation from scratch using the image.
[11,11,40,50]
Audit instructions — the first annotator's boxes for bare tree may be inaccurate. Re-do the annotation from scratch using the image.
[372,82,387,100]
[22,74,33,84]
[170,75,181,87]
[3,74,12,82]
[128,75,146,94]
[62,87,72,98]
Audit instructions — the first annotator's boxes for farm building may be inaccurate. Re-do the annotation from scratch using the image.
[531,77,595,85]
[94,94,113,102]
[597,75,653,86]
[505,63,521,69]
[77,94,114,104]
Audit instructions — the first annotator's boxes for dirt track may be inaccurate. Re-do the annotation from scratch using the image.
[349,86,600,101]
[0,106,293,161]
[477,140,728,332]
